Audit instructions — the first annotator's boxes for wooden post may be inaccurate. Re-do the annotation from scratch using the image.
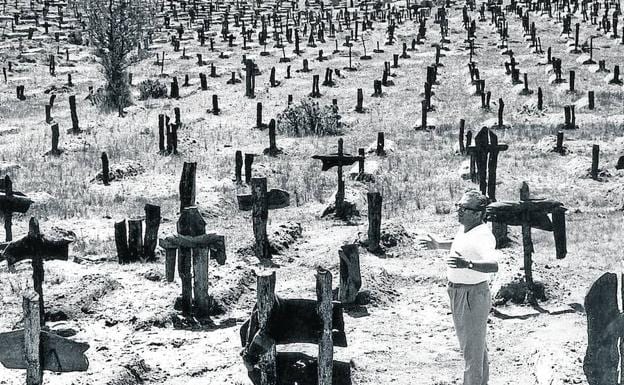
[588,91,595,110]
[257,271,277,385]
[158,114,165,153]
[336,139,345,218]
[23,291,42,385]
[69,95,79,133]
[4,176,12,241]
[179,207,209,315]
[165,248,176,282]
[245,59,255,98]
[316,268,333,385]
[114,220,129,264]
[235,151,243,184]
[519,182,534,291]
[552,207,567,259]
[537,87,543,110]
[101,152,109,186]
[591,144,599,180]
[339,244,361,303]
[127,219,143,262]
[179,162,197,212]
[459,119,465,154]
[367,192,382,253]
[143,204,161,262]
[256,102,264,128]
[45,105,52,123]
[355,88,364,112]
[245,154,254,184]
[28,218,45,326]
[555,131,564,154]
[376,132,385,156]
[252,178,270,260]
[357,148,365,177]
[193,245,210,316]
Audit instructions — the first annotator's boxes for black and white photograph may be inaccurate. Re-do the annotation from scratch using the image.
[0,0,622,383]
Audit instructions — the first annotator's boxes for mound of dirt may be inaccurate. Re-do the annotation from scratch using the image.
[47,274,120,321]
[380,222,412,248]
[269,221,303,255]
[92,161,146,183]
[106,357,166,385]
[494,276,547,305]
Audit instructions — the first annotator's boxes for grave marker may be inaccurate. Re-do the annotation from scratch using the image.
[237,177,290,259]
[312,139,363,219]
[486,182,567,303]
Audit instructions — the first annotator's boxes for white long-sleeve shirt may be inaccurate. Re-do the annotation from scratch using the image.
[447,223,499,284]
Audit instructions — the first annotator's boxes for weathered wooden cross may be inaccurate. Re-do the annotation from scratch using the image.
[237,177,290,260]
[0,176,33,242]
[0,291,90,385]
[466,127,508,201]
[466,127,509,246]
[485,182,567,304]
[159,206,226,316]
[3,217,75,275]
[312,138,363,219]
[240,270,351,385]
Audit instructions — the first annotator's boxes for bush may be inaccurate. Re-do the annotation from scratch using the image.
[138,79,168,100]
[276,99,342,137]
[67,30,83,45]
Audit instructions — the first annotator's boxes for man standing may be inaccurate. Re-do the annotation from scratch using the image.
[421,189,499,385]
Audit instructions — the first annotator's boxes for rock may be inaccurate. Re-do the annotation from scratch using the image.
[143,270,162,282]
[46,308,69,322]
[616,155,624,170]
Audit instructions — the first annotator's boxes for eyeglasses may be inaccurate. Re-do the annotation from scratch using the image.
[455,204,484,214]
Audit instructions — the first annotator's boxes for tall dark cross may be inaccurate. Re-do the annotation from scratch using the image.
[466,127,509,246]
[237,177,290,260]
[466,127,508,200]
[485,182,567,304]
[0,176,33,242]
[312,138,363,219]
[3,218,75,321]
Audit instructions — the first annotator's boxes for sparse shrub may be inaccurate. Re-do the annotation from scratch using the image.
[276,98,342,136]
[84,0,156,114]
[138,79,168,100]
[67,30,83,45]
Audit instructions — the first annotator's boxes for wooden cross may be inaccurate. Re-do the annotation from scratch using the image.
[466,127,509,246]
[3,215,75,273]
[240,270,350,385]
[486,182,567,304]
[0,291,90,385]
[312,138,363,219]
[159,206,226,316]
[465,127,508,200]
[237,177,290,260]
[0,176,33,242]
[583,272,623,385]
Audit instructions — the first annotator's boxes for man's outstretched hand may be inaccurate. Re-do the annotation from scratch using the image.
[418,234,440,250]
[447,252,470,269]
